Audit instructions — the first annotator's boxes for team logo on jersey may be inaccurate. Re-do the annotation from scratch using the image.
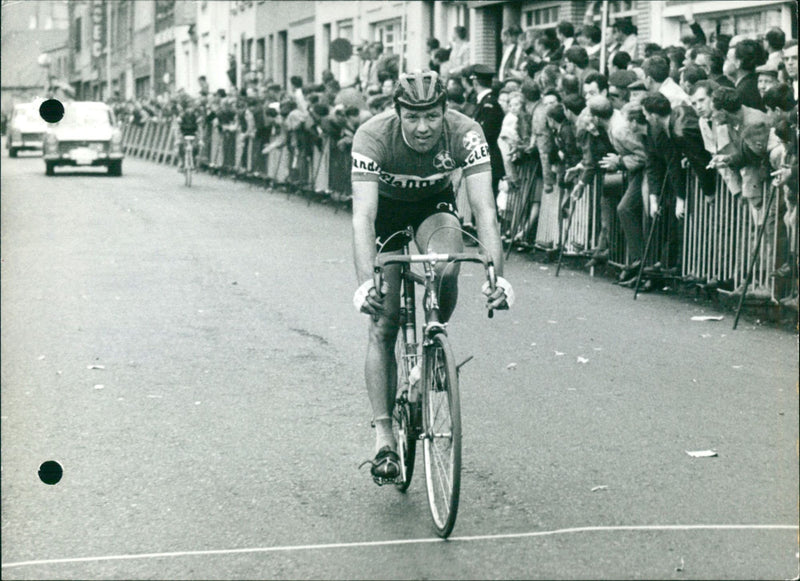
[462,130,484,151]
[433,150,456,171]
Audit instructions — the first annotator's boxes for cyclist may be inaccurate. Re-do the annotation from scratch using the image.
[351,70,514,484]
[176,97,202,172]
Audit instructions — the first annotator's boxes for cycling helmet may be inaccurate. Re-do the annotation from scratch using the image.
[393,70,447,111]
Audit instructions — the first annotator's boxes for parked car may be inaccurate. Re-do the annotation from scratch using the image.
[43,101,124,176]
[7,102,48,157]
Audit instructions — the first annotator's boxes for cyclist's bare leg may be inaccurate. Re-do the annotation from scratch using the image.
[415,212,463,323]
[365,258,402,452]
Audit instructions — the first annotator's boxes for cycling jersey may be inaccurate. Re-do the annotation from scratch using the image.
[351,108,491,202]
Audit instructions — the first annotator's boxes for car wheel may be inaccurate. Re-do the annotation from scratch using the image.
[9,148,18,158]
[108,160,122,177]
[45,162,55,176]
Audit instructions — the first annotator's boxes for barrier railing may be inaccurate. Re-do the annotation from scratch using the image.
[121,120,794,304]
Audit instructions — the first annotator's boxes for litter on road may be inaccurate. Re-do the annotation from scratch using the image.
[686,450,718,458]
[691,315,724,321]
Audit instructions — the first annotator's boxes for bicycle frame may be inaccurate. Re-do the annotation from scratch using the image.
[374,233,498,405]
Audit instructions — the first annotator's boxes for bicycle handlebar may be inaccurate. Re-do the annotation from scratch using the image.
[373,252,499,318]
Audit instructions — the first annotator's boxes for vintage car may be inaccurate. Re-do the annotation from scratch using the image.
[43,101,124,176]
[6,102,48,157]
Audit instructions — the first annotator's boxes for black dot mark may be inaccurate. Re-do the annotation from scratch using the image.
[38,460,63,485]
[39,99,64,124]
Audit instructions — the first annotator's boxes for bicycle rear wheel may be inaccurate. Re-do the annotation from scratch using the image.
[422,332,461,538]
[393,334,417,492]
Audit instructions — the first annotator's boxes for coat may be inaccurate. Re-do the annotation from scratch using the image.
[473,91,506,183]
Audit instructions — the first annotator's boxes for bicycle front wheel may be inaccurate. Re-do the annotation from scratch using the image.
[422,332,461,538]
[393,334,417,492]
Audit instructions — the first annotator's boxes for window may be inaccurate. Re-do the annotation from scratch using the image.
[374,18,405,57]
[681,7,784,38]
[591,0,637,26]
[74,17,82,52]
[523,4,559,30]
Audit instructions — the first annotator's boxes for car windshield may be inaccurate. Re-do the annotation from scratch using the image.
[13,106,42,124]
[58,105,112,128]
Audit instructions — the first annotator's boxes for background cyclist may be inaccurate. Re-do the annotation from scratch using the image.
[176,96,202,172]
[351,70,514,484]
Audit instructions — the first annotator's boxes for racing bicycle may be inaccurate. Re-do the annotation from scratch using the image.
[373,227,497,538]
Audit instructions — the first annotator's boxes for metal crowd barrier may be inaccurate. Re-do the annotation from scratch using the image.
[121,121,793,303]
[683,169,783,301]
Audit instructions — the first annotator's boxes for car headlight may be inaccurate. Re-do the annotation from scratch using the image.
[110,129,123,153]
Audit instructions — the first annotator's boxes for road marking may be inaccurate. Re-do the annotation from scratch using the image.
[3,524,797,569]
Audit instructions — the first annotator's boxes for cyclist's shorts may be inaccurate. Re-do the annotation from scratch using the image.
[375,189,460,252]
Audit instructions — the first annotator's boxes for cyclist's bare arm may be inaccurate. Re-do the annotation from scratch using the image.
[352,180,384,316]
[464,170,504,277]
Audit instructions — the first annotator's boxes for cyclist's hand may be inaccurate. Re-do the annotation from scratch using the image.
[353,279,387,317]
[482,277,514,311]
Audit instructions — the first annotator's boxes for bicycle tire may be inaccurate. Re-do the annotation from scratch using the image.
[422,332,461,538]
[393,334,417,492]
[185,150,193,187]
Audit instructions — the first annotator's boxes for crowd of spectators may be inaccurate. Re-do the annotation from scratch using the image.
[112,8,798,306]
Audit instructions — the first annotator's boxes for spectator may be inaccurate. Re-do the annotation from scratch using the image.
[726,39,768,111]
[499,25,525,82]
[666,46,686,83]
[558,73,581,98]
[782,41,798,100]
[545,101,582,193]
[611,103,650,281]
[707,86,771,211]
[755,63,779,98]
[427,37,441,73]
[608,70,639,109]
[290,75,308,115]
[770,117,797,285]
[643,43,663,59]
[609,18,639,64]
[643,54,691,108]
[609,51,632,75]
[627,78,648,105]
[683,6,708,47]
[578,24,603,71]
[572,95,621,266]
[564,46,595,89]
[582,71,608,99]
[448,26,471,78]
[644,89,715,201]
[498,91,523,182]
[556,20,576,53]
[470,64,505,197]
[198,75,209,97]
[679,63,708,95]
[689,80,743,196]
[764,27,786,69]
[694,46,734,88]
[433,48,452,79]
[715,34,732,56]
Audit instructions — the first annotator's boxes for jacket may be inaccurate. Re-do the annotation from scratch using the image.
[735,73,765,112]
[473,91,506,181]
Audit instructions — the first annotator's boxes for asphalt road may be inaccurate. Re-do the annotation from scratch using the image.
[2,146,798,580]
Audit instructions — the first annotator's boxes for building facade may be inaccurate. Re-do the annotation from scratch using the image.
[1,0,69,113]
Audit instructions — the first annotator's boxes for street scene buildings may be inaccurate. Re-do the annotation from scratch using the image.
[2,1,797,103]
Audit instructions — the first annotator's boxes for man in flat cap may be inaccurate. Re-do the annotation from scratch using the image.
[470,65,505,199]
[755,63,779,99]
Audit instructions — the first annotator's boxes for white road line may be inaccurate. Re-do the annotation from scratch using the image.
[2,524,797,569]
